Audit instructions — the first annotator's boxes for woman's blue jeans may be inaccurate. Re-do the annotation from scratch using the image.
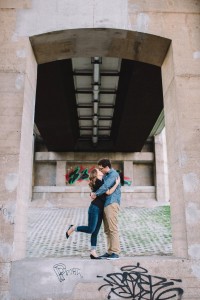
[76,204,103,248]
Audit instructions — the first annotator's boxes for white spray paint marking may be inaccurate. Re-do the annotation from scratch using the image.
[186,202,200,225]
[5,173,18,192]
[129,4,140,12]
[193,51,200,59]
[0,241,13,259]
[0,203,15,224]
[183,173,200,193]
[15,74,25,90]
[16,49,26,58]
[136,13,149,31]
[179,151,188,167]
[191,264,200,280]
[188,244,200,259]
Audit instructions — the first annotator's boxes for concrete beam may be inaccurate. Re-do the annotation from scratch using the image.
[30,29,171,66]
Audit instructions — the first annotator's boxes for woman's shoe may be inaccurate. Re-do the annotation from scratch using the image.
[66,225,73,239]
[90,254,100,259]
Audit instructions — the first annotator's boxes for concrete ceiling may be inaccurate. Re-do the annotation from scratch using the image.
[31,28,170,152]
[35,57,164,152]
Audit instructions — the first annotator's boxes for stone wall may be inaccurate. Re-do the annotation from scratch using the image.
[0,3,37,299]
[31,151,157,208]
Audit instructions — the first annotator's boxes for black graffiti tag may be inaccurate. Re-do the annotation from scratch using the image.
[53,263,83,282]
[98,263,184,300]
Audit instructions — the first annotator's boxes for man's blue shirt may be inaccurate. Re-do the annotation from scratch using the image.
[94,168,121,207]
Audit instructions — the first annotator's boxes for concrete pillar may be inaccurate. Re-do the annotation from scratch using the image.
[154,129,169,202]
[175,77,200,259]
[56,161,66,186]
[162,28,200,258]
[162,46,188,258]
[0,7,37,298]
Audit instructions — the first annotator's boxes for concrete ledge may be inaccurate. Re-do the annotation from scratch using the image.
[33,186,91,193]
[34,151,154,162]
[31,186,156,207]
[33,185,155,193]
[10,256,192,300]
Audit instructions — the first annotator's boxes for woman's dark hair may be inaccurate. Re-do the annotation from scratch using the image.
[97,158,111,168]
[88,168,98,190]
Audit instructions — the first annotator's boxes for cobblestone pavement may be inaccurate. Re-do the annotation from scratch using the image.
[26,206,172,258]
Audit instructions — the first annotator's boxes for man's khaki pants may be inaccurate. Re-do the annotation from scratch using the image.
[103,202,120,254]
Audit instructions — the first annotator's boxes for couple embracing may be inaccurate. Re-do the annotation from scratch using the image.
[66,158,121,260]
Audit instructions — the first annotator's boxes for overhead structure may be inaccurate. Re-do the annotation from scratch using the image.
[73,57,120,147]
[35,57,163,152]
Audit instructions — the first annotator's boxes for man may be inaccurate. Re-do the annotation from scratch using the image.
[90,158,121,259]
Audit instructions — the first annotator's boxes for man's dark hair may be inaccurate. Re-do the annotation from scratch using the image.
[98,158,111,168]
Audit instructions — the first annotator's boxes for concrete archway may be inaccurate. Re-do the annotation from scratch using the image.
[32,28,170,152]
[28,28,187,260]
[14,27,187,261]
[30,28,170,66]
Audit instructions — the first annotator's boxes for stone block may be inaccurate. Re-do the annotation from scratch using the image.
[0,0,31,9]
[128,11,200,76]
[0,262,10,291]
[128,0,200,13]
[0,9,16,42]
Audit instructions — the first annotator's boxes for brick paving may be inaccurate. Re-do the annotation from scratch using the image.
[26,206,172,258]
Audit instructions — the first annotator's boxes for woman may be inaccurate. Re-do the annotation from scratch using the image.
[66,168,120,259]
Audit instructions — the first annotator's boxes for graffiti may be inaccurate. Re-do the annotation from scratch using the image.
[116,169,132,186]
[65,166,95,184]
[123,177,131,186]
[65,166,132,186]
[0,204,14,225]
[53,263,83,282]
[97,262,184,300]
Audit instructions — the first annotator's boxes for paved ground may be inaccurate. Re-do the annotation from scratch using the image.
[26,205,172,258]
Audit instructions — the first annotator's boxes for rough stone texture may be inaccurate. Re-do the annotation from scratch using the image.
[56,161,66,186]
[0,6,37,299]
[34,162,57,186]
[0,0,31,9]
[133,164,154,186]
[0,262,10,298]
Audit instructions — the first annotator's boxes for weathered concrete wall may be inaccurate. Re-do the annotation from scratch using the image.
[10,257,200,300]
[33,152,155,196]
[0,4,37,299]
[32,151,156,205]
[0,0,200,299]
[34,161,57,186]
